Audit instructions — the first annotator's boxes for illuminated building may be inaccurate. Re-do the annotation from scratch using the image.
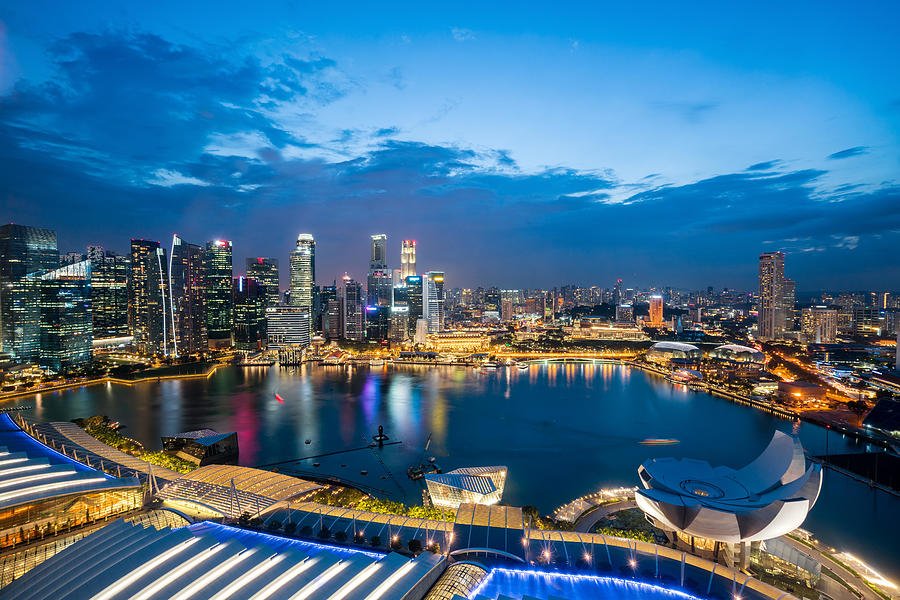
[161,429,238,466]
[370,233,387,268]
[233,276,267,351]
[801,307,838,343]
[318,283,337,333]
[88,248,129,340]
[401,239,417,278]
[426,331,491,352]
[423,271,445,333]
[367,234,392,306]
[168,235,207,356]
[342,275,365,341]
[288,233,315,313]
[636,431,821,568]
[649,295,664,326]
[777,380,826,404]
[501,298,513,321]
[265,306,310,347]
[406,275,423,336]
[645,341,701,366]
[615,303,633,323]
[389,305,409,341]
[34,260,93,371]
[0,224,59,363]
[707,344,765,378]
[129,239,170,355]
[425,466,507,510]
[567,318,648,341]
[203,240,233,347]
[483,288,500,315]
[245,257,280,307]
[781,278,796,331]
[758,251,785,340]
[365,304,390,341]
[852,305,882,336]
[325,297,342,340]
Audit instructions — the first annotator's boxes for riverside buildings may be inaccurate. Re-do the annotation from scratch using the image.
[169,235,207,356]
[245,257,280,308]
[758,251,796,340]
[87,247,129,340]
[129,239,169,356]
[288,233,316,314]
[203,240,233,348]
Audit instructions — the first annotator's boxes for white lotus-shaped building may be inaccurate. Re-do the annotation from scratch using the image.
[635,431,822,543]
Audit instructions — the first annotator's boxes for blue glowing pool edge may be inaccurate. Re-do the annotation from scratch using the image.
[469,566,709,600]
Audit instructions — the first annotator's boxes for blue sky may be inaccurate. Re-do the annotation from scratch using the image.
[1,1,899,289]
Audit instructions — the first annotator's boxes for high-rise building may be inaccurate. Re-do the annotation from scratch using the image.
[405,275,423,337]
[233,276,267,351]
[370,234,387,269]
[88,248,129,340]
[389,306,409,342]
[801,307,838,343]
[318,284,337,334]
[204,240,233,347]
[423,271,445,333]
[400,240,416,279]
[649,295,664,326]
[758,251,785,340]
[365,305,390,341]
[169,235,206,356]
[265,306,310,348]
[245,258,280,308]
[325,297,342,340]
[289,234,315,313]
[34,260,93,372]
[0,224,59,363]
[130,239,170,355]
[781,278,796,332]
[342,276,365,341]
[501,298,513,321]
[616,304,634,323]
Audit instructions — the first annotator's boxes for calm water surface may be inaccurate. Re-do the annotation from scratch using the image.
[13,363,900,579]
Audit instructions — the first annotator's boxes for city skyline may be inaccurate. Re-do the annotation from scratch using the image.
[1,2,899,288]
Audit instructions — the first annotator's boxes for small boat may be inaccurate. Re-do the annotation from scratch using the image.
[305,439,311,444]
[313,462,320,467]
[517,363,529,370]
[482,362,499,370]
[274,393,285,404]
[639,438,680,445]
[369,359,384,367]
[360,470,368,475]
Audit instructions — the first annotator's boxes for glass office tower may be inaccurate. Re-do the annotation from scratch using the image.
[169,235,207,356]
[204,240,233,347]
[34,260,93,372]
[289,234,315,314]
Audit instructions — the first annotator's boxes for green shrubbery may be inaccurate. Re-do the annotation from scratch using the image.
[310,488,454,521]
[76,415,197,474]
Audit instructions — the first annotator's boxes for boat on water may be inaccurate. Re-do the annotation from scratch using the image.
[481,362,499,370]
[516,363,529,370]
[274,393,285,404]
[639,438,679,445]
[369,359,384,367]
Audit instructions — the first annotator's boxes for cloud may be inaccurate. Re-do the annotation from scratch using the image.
[148,169,211,187]
[451,28,476,42]
[833,235,859,250]
[827,146,869,160]
[746,160,781,171]
[651,100,719,123]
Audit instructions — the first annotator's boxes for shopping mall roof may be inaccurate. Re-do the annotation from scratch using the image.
[1,519,447,600]
[424,473,497,495]
[0,414,139,510]
[156,464,322,518]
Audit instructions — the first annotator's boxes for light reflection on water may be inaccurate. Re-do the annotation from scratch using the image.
[10,363,899,580]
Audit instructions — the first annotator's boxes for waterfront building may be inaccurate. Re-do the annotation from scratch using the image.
[423,270,445,333]
[758,251,785,340]
[406,274,423,336]
[801,307,838,343]
[649,294,664,326]
[168,235,207,356]
[401,239,417,278]
[365,304,390,341]
[645,341,701,366]
[636,430,822,568]
[318,283,337,333]
[325,297,343,340]
[88,248,129,340]
[0,223,59,363]
[288,233,315,313]
[32,260,93,372]
[615,303,633,323]
[425,466,507,510]
[129,239,170,355]
[233,276,267,351]
[707,343,766,378]
[426,331,491,352]
[161,429,239,466]
[414,317,429,344]
[342,275,365,341]
[567,318,648,341]
[389,305,409,341]
[265,306,310,347]
[245,257,280,307]
[203,240,233,348]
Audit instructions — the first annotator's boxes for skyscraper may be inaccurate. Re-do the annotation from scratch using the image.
[370,234,387,269]
[204,240,233,348]
[801,307,838,343]
[758,251,785,340]
[405,275,423,336]
[35,260,93,372]
[318,284,337,334]
[88,247,129,340]
[289,234,315,313]
[401,240,416,279]
[781,278,796,332]
[342,275,364,341]
[367,234,392,306]
[0,224,59,363]
[169,235,207,356]
[649,295,664,326]
[233,276,267,351]
[423,271,445,333]
[130,239,170,355]
[245,257,280,308]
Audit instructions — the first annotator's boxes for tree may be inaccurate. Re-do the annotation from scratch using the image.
[284,522,297,535]
[846,400,870,424]
[334,530,347,543]
[407,539,423,554]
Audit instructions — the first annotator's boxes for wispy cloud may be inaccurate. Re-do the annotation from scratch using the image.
[451,27,476,42]
[827,146,869,160]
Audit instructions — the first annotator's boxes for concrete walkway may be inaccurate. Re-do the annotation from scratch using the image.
[573,499,637,533]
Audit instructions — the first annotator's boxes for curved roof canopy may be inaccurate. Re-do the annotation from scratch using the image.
[635,431,822,543]
[710,344,766,363]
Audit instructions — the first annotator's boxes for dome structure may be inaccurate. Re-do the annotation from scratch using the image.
[645,341,702,365]
[635,431,822,543]
[709,344,765,364]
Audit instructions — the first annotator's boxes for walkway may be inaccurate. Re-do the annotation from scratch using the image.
[573,499,637,533]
